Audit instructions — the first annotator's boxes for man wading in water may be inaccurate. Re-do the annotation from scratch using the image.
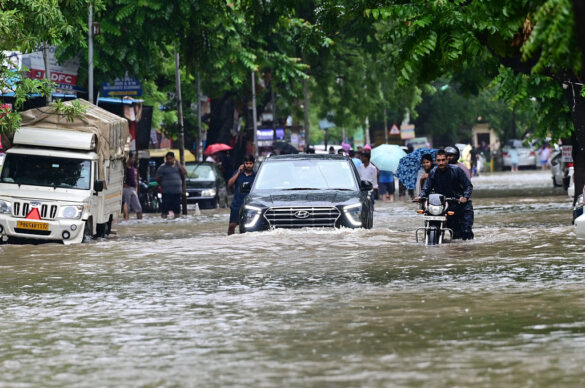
[227,154,256,235]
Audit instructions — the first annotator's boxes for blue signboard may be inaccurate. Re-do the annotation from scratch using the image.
[257,128,285,141]
[101,76,142,97]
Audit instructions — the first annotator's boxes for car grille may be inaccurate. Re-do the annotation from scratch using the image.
[12,201,58,220]
[264,206,340,228]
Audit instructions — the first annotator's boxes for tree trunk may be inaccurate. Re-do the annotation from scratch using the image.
[208,93,236,145]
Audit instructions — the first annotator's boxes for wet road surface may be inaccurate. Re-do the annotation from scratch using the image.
[1,170,584,387]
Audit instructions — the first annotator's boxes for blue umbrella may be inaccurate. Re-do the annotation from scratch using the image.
[370,144,407,172]
[396,148,438,190]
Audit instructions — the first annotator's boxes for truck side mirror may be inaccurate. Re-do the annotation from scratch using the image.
[360,180,373,191]
[94,180,104,193]
[240,181,252,194]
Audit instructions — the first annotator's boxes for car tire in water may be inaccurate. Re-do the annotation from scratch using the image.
[83,220,93,243]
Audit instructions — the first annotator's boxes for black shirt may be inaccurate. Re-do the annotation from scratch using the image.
[420,165,473,199]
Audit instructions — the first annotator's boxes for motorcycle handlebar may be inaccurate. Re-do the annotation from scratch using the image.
[413,196,461,203]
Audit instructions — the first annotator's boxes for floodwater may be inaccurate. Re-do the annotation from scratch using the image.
[1,170,583,387]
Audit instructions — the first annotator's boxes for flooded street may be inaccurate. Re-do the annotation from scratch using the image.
[2,170,584,387]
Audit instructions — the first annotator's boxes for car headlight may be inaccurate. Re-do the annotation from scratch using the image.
[201,189,217,197]
[244,205,262,228]
[0,200,11,214]
[428,204,444,216]
[343,203,362,226]
[575,195,584,211]
[58,205,83,219]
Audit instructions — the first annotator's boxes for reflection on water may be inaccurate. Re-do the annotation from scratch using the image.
[1,171,584,387]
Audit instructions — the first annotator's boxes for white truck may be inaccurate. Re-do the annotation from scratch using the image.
[0,100,129,244]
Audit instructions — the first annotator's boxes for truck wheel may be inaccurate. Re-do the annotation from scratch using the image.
[96,219,112,238]
[83,221,93,243]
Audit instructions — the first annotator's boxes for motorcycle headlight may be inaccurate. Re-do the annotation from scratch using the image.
[428,204,444,216]
[244,205,262,228]
[201,189,217,197]
[343,203,362,226]
[58,205,83,219]
[0,200,11,214]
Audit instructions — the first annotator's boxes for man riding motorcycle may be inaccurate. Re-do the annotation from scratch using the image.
[445,146,471,180]
[415,149,474,240]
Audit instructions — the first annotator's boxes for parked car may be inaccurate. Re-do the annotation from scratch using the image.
[239,154,374,233]
[501,139,538,169]
[185,162,228,209]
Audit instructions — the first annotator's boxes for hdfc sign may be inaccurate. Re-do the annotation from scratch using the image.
[20,46,81,90]
[28,70,77,86]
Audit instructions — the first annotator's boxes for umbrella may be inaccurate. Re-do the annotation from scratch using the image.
[272,141,299,154]
[370,144,407,172]
[395,148,438,190]
[204,143,232,155]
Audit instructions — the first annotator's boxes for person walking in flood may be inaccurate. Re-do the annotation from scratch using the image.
[122,152,143,220]
[155,151,186,219]
[227,154,256,235]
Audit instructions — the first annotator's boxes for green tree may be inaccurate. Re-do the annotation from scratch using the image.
[0,0,90,133]
[365,0,585,201]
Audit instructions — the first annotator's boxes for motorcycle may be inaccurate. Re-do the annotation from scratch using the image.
[414,194,458,245]
[138,180,161,213]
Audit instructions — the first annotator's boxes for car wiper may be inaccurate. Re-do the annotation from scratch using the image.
[283,187,318,190]
[328,188,353,191]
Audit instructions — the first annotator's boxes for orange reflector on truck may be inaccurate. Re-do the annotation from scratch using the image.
[26,208,42,220]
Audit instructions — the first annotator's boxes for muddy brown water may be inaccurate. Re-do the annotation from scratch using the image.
[1,171,583,387]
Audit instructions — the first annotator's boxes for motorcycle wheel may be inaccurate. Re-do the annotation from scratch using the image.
[427,229,437,246]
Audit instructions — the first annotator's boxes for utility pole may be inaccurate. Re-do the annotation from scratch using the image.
[43,43,51,105]
[88,4,94,104]
[251,71,258,158]
[303,77,310,150]
[174,44,187,215]
[365,116,371,146]
[384,108,389,144]
[271,76,277,142]
[197,72,203,161]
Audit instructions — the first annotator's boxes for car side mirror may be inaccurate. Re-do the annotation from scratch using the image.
[360,180,373,191]
[240,181,252,194]
[94,180,104,193]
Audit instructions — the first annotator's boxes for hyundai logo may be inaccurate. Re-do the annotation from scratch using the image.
[294,210,310,219]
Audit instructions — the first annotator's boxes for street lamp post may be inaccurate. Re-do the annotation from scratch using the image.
[251,71,258,158]
[88,4,94,104]
[174,44,187,215]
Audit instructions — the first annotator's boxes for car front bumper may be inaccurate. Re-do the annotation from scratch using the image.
[0,215,85,244]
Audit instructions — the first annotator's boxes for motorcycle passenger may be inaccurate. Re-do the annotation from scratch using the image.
[445,146,471,180]
[416,149,474,240]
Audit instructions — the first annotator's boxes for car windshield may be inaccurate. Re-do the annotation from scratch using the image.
[0,154,91,190]
[254,159,357,190]
[185,164,216,181]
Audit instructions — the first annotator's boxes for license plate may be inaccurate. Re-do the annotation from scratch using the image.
[423,216,446,221]
[16,220,49,231]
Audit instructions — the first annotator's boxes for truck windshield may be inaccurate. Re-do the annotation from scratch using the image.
[0,154,92,190]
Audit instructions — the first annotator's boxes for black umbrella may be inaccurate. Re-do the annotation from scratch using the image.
[272,141,299,154]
